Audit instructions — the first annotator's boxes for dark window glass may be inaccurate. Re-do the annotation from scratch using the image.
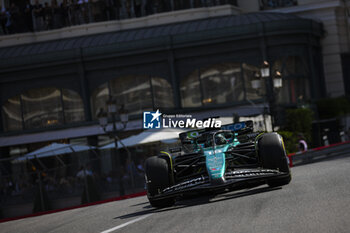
[181,63,244,107]
[180,70,202,107]
[110,75,153,115]
[21,88,63,129]
[2,88,85,132]
[91,83,110,119]
[62,89,85,123]
[151,77,175,108]
[273,56,310,104]
[2,96,22,131]
[275,77,310,104]
[242,63,265,100]
[91,76,175,117]
[200,63,243,105]
[284,56,307,76]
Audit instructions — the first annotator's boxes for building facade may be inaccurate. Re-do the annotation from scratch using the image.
[0,0,348,157]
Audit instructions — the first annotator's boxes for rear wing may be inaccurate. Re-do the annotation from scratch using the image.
[179,121,253,143]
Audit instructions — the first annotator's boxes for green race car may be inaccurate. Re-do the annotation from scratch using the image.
[144,121,291,208]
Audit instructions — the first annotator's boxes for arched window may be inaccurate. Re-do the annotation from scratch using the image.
[180,63,244,107]
[21,87,63,129]
[1,88,84,132]
[91,76,175,118]
[110,75,153,115]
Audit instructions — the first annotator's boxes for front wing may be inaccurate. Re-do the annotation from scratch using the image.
[149,168,289,201]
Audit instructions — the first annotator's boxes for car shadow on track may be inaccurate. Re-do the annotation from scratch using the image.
[130,201,150,207]
[114,185,281,220]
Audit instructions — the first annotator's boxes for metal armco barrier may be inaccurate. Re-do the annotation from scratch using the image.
[288,141,350,167]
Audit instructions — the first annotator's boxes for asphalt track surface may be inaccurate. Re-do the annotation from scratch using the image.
[2,154,350,233]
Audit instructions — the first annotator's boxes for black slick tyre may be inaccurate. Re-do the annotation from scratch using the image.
[145,156,175,208]
[258,133,291,187]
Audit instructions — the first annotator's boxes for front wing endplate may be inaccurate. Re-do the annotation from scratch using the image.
[149,168,288,200]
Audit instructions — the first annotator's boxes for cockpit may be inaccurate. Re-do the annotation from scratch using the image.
[195,131,234,148]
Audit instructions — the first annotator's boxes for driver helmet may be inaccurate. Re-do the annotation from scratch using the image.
[215,134,227,145]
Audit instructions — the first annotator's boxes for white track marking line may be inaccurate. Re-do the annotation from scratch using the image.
[100,214,153,233]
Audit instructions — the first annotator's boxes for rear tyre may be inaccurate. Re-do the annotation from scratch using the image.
[145,156,175,208]
[258,133,291,187]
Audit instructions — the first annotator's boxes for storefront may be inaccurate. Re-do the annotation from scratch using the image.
[0,12,324,152]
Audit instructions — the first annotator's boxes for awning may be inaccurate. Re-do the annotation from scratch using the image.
[0,119,142,147]
[101,128,187,149]
[13,142,95,162]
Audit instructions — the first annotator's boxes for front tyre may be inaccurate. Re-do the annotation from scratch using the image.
[144,156,175,208]
[258,133,291,187]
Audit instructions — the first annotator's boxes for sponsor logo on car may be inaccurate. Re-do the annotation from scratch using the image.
[221,122,246,131]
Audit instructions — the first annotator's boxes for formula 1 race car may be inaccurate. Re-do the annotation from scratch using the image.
[144,121,291,208]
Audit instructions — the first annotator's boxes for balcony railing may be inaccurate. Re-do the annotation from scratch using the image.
[260,0,297,10]
[0,0,238,37]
